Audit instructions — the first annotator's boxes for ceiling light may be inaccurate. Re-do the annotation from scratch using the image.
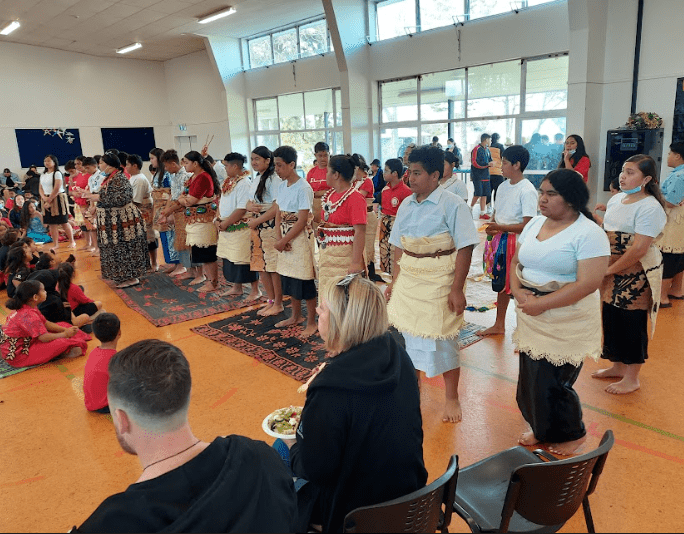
[198,7,236,24]
[116,42,142,54]
[0,21,21,36]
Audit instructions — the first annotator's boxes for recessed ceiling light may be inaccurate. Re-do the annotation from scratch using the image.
[198,6,236,24]
[0,21,21,36]
[116,42,142,54]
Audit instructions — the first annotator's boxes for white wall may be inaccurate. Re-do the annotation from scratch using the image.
[0,41,173,173]
[164,49,230,158]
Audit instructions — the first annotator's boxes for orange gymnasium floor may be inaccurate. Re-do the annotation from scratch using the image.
[1,246,683,533]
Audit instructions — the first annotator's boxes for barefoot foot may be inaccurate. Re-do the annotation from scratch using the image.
[518,431,539,446]
[257,302,274,316]
[591,366,624,379]
[275,316,305,328]
[547,435,587,456]
[198,281,218,293]
[189,276,206,286]
[606,378,640,394]
[480,324,505,336]
[262,304,285,317]
[442,398,462,423]
[245,291,262,303]
[299,324,318,339]
[170,267,188,277]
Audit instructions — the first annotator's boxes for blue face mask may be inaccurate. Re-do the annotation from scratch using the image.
[621,184,642,195]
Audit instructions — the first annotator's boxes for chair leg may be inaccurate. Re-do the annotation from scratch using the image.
[582,497,595,533]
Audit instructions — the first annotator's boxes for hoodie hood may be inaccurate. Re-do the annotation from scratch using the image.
[309,331,406,395]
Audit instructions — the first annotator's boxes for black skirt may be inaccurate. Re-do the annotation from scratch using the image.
[516,352,586,443]
[74,302,99,317]
[191,245,217,264]
[602,303,648,365]
[662,252,684,279]
[281,275,317,301]
[222,258,258,284]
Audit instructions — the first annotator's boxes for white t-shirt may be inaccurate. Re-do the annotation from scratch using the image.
[602,192,667,237]
[518,214,610,285]
[275,178,313,213]
[441,176,468,201]
[40,171,65,195]
[219,177,253,218]
[251,173,279,205]
[494,178,539,226]
[129,173,152,204]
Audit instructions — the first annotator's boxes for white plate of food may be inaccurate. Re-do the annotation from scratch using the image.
[262,405,303,439]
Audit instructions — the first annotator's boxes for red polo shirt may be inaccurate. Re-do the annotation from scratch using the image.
[381,181,412,216]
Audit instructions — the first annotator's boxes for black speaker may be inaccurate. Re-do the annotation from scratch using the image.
[604,128,663,191]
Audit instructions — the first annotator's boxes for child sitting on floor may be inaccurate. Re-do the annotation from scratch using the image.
[83,313,121,414]
[57,262,103,330]
[20,200,52,243]
[0,280,89,368]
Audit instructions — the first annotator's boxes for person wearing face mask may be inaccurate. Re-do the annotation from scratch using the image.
[593,155,667,395]
[558,134,591,183]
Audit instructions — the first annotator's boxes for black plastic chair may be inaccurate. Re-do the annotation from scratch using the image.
[343,455,458,533]
[453,431,614,533]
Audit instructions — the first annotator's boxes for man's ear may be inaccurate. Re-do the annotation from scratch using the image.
[115,408,132,435]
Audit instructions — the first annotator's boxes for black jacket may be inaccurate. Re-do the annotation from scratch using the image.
[290,332,427,532]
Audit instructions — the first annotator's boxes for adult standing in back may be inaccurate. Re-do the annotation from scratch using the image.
[470,134,494,219]
[489,132,505,198]
[40,155,76,248]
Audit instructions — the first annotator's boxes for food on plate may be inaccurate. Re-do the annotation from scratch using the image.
[267,406,303,436]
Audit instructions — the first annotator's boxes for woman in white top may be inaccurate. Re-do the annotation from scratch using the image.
[511,169,610,455]
[246,146,283,316]
[40,154,76,248]
[593,155,667,394]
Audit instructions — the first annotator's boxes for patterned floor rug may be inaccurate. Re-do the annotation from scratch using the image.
[106,272,265,327]
[0,358,31,379]
[192,308,487,383]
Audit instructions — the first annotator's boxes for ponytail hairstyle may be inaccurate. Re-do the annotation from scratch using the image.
[35,252,55,271]
[329,155,357,183]
[43,154,59,174]
[251,146,275,203]
[184,150,220,197]
[57,262,75,302]
[352,153,369,173]
[5,280,42,310]
[149,148,166,188]
[5,245,29,275]
[624,154,666,208]
[542,169,596,223]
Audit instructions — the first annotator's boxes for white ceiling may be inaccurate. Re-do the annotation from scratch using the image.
[0,0,326,62]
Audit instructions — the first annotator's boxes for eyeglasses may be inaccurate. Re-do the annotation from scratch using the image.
[336,272,362,302]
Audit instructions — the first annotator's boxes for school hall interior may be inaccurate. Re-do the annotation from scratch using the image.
[1,0,683,531]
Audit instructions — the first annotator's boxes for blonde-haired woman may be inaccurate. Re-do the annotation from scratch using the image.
[284,274,427,533]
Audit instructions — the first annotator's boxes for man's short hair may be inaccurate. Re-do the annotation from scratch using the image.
[82,157,97,167]
[444,151,459,166]
[314,142,329,153]
[273,146,298,166]
[92,312,120,343]
[384,158,403,177]
[481,133,491,142]
[160,149,180,165]
[670,142,684,160]
[408,145,444,180]
[108,340,191,427]
[126,154,143,170]
[502,145,530,172]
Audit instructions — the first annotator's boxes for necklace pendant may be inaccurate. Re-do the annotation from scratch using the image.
[324,213,329,222]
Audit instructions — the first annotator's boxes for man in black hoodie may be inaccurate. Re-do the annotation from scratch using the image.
[72,340,297,533]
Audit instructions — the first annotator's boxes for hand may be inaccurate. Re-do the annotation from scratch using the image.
[281,437,296,450]
[245,201,261,214]
[347,261,365,275]
[385,283,393,302]
[485,223,500,236]
[200,145,209,157]
[511,288,534,305]
[214,219,223,232]
[247,218,260,230]
[594,203,607,212]
[274,238,288,252]
[518,295,547,317]
[447,287,466,315]
[64,326,78,338]
[177,196,188,207]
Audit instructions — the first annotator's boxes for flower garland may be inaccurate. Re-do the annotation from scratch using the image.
[625,111,663,130]
[322,186,356,222]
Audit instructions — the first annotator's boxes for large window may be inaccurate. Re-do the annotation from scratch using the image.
[374,0,561,40]
[378,55,568,169]
[247,19,331,69]
[254,89,344,174]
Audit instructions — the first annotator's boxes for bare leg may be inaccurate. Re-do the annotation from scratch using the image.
[64,347,83,359]
[592,361,627,379]
[276,299,305,328]
[262,273,284,316]
[149,247,158,271]
[49,224,59,245]
[661,278,673,306]
[479,197,486,214]
[219,283,243,297]
[189,263,206,285]
[669,271,684,297]
[246,280,262,302]
[548,435,587,456]
[300,298,318,338]
[519,430,539,446]
[481,291,510,336]
[470,196,479,208]
[62,223,76,247]
[442,368,462,423]
[606,363,642,394]
[198,261,218,292]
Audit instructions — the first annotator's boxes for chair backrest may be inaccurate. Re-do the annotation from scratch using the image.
[343,455,458,533]
[499,431,614,532]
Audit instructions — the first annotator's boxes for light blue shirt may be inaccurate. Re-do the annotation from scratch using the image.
[389,185,479,250]
[662,164,684,205]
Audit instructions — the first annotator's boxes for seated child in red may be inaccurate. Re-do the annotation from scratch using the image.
[83,313,121,413]
[0,280,89,367]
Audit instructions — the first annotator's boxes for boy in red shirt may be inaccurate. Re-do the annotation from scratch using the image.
[379,158,412,276]
[83,313,121,414]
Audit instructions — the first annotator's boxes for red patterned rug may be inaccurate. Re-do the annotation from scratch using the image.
[106,273,264,327]
[192,308,487,383]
